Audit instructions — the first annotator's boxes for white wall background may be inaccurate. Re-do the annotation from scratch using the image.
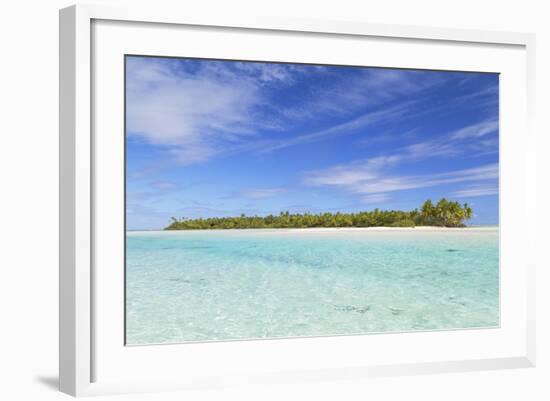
[0,0,547,399]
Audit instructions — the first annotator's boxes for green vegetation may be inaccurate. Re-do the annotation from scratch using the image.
[165,198,473,230]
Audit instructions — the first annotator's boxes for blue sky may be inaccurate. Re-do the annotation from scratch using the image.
[126,56,499,230]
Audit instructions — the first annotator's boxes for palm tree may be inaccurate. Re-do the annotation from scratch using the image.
[463,203,473,220]
[421,199,435,217]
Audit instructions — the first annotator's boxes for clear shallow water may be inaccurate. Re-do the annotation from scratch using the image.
[126,228,499,345]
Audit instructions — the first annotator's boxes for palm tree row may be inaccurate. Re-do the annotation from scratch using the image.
[164,198,473,230]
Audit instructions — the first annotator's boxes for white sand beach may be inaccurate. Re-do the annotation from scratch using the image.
[128,226,498,235]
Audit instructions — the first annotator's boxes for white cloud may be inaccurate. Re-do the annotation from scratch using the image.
[403,118,499,160]
[261,69,452,152]
[235,188,288,199]
[451,184,499,198]
[261,103,415,153]
[126,57,266,165]
[126,58,498,168]
[449,119,498,140]
[302,116,500,197]
[167,144,219,165]
[362,194,391,204]
[233,62,299,83]
[127,58,353,166]
[304,155,402,187]
[304,154,498,199]
[452,84,499,108]
[151,180,178,190]
[261,104,497,157]
[352,164,498,194]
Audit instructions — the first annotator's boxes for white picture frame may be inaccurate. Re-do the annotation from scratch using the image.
[59,4,537,397]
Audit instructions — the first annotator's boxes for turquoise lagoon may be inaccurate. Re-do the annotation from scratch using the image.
[126,228,499,345]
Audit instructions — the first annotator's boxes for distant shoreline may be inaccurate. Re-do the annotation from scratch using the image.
[164,199,476,230]
[127,226,499,234]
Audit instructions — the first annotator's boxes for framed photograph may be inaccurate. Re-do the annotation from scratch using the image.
[59,4,536,396]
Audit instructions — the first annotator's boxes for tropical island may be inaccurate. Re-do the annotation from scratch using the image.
[165,198,473,230]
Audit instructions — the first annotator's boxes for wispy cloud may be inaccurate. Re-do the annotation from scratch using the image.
[151,180,178,190]
[357,164,498,194]
[304,155,402,187]
[259,69,455,153]
[302,117,499,199]
[126,58,339,166]
[451,184,499,198]
[402,118,498,160]
[127,180,182,206]
[305,160,497,195]
[449,119,498,140]
[279,68,444,119]
[362,194,391,204]
[453,83,499,110]
[234,188,288,199]
[260,102,415,153]
[232,62,300,84]
[126,57,274,165]
[261,97,497,157]
[126,58,454,165]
